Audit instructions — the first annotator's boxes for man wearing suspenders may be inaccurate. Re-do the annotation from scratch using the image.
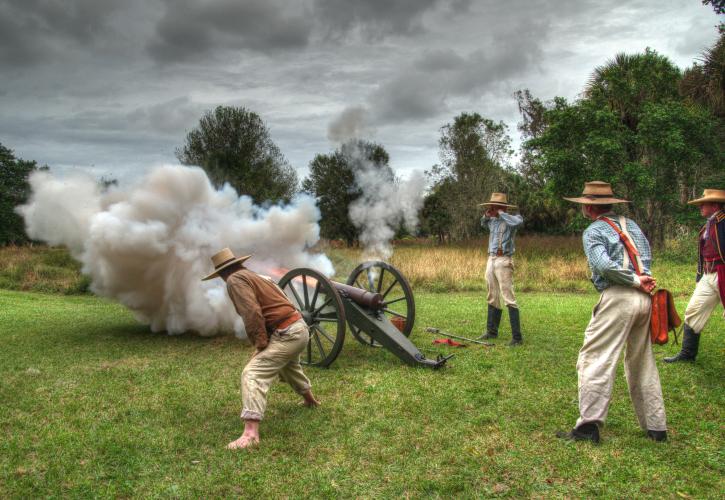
[557,181,667,443]
[665,189,725,363]
[479,193,524,345]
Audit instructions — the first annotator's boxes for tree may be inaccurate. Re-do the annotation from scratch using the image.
[429,113,513,240]
[680,32,725,119]
[420,182,452,243]
[523,50,722,245]
[0,143,45,245]
[302,140,393,245]
[176,106,298,204]
[511,89,572,232]
[702,0,725,32]
[585,49,681,133]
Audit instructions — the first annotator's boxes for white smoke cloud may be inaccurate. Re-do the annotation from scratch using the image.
[327,105,373,143]
[347,151,427,261]
[18,165,333,338]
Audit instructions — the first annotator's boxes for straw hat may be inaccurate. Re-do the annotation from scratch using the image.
[201,247,251,281]
[563,181,629,205]
[687,189,725,205]
[478,192,517,209]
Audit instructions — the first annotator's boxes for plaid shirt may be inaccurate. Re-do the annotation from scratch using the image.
[481,212,524,255]
[583,214,652,292]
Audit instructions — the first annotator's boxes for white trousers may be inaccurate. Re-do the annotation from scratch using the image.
[241,320,311,421]
[485,255,517,308]
[576,286,667,431]
[684,272,723,333]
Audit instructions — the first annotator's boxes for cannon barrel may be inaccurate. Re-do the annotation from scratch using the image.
[331,281,383,310]
[277,261,449,369]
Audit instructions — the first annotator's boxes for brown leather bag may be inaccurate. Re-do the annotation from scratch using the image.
[649,289,682,345]
[600,217,680,345]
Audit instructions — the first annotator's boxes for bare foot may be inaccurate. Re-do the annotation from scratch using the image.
[226,434,259,450]
[301,390,320,408]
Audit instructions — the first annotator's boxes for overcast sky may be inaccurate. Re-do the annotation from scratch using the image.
[1,0,721,183]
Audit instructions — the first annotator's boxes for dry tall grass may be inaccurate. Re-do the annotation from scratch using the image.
[0,237,695,296]
[0,245,89,294]
[325,235,694,296]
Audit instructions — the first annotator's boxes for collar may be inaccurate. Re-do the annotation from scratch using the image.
[596,212,617,222]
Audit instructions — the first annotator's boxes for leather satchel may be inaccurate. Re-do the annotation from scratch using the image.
[600,217,680,345]
[649,289,681,345]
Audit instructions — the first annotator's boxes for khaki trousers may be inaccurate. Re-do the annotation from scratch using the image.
[486,255,517,308]
[240,320,312,421]
[576,286,667,431]
[684,272,723,333]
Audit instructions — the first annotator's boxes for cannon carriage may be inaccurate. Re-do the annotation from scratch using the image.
[276,261,451,369]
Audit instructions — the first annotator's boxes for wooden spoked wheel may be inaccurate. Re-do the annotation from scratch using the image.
[345,261,415,347]
[278,268,346,368]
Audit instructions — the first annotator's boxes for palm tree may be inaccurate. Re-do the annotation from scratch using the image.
[584,49,681,131]
[680,32,725,118]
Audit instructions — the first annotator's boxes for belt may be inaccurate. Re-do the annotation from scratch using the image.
[275,311,303,331]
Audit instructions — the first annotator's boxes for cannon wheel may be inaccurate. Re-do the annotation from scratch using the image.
[346,261,415,347]
[278,268,346,368]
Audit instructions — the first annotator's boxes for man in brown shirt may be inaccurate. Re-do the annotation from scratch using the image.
[203,248,319,449]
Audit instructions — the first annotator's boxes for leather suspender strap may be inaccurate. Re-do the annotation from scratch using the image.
[599,216,642,276]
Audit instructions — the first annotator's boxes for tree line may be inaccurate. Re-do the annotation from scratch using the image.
[2,31,723,247]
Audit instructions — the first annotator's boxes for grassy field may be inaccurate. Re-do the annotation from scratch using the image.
[1,289,723,498]
[0,237,696,296]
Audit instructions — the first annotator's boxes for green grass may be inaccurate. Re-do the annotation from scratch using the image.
[1,289,723,498]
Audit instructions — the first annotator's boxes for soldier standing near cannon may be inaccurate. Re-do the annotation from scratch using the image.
[557,181,667,443]
[478,193,524,345]
[202,248,320,450]
[665,189,725,363]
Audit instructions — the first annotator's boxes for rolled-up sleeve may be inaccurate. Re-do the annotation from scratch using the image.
[499,212,523,227]
[227,278,268,349]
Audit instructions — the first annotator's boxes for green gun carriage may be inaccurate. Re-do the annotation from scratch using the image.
[277,261,451,369]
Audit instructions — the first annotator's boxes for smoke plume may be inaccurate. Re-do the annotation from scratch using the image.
[327,106,372,143]
[19,165,333,338]
[347,150,427,260]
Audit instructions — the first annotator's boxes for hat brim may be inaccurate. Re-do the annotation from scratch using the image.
[201,255,252,281]
[563,197,630,205]
[687,196,725,205]
[478,202,517,209]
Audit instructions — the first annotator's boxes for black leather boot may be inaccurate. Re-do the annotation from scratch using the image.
[664,325,700,363]
[556,423,600,444]
[508,306,522,346]
[479,305,502,340]
[647,430,667,442]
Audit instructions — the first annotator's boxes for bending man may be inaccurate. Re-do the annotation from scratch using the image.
[202,248,319,449]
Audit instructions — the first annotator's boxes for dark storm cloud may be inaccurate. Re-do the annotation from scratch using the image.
[369,18,548,124]
[1,0,719,178]
[146,0,473,62]
[314,0,461,38]
[147,0,314,62]
[0,0,120,65]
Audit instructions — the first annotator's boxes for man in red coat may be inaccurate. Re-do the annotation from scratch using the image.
[665,189,725,363]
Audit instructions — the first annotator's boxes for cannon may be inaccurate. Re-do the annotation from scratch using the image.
[276,261,451,369]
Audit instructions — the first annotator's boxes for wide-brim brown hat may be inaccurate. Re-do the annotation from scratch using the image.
[563,181,629,205]
[687,189,725,205]
[201,247,252,281]
[478,192,517,209]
